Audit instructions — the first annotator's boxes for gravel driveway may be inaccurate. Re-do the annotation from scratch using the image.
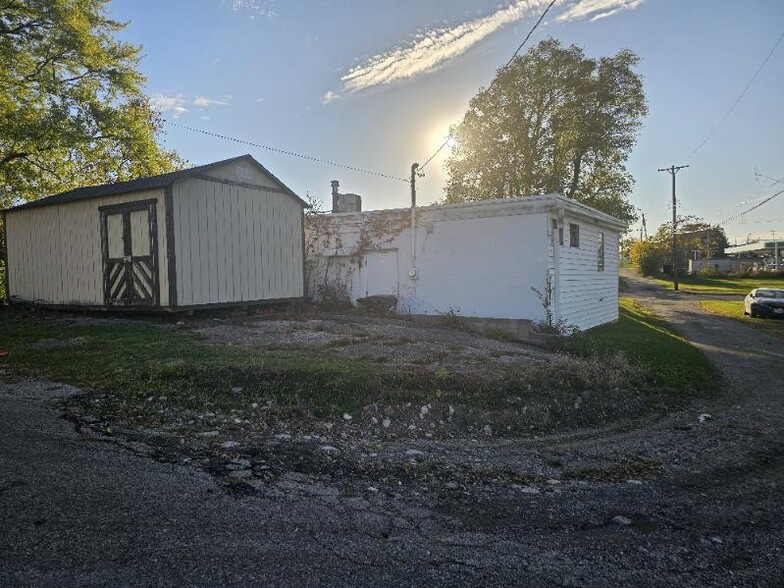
[1,276,782,587]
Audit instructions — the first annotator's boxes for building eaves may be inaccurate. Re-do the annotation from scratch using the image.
[5,154,306,212]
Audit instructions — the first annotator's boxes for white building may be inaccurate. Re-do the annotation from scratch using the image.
[306,193,626,331]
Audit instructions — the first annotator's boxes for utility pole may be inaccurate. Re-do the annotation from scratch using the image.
[641,212,647,240]
[409,163,420,279]
[658,164,689,290]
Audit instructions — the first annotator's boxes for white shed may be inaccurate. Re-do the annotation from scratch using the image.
[2,154,307,311]
[306,194,626,331]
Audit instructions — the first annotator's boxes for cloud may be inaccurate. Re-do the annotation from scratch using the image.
[331,0,552,97]
[193,95,230,107]
[324,0,646,100]
[557,0,645,23]
[225,0,275,18]
[150,94,188,118]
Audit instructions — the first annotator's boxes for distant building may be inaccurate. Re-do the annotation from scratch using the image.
[688,258,747,274]
[725,239,784,272]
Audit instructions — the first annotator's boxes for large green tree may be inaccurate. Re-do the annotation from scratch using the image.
[0,0,182,208]
[444,38,647,223]
[653,216,729,265]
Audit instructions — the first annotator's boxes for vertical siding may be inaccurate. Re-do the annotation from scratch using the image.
[555,216,620,330]
[5,189,168,306]
[201,160,281,190]
[172,177,304,305]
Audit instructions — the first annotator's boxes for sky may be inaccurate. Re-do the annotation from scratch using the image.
[110,0,784,246]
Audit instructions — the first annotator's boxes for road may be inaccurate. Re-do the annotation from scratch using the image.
[1,277,783,587]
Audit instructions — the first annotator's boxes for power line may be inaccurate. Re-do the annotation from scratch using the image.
[502,0,558,70]
[418,0,557,173]
[418,135,452,172]
[165,120,410,183]
[690,31,784,158]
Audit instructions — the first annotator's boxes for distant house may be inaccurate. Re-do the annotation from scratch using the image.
[2,154,307,311]
[306,190,626,331]
[688,258,747,275]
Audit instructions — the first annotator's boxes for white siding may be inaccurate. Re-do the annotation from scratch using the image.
[172,177,304,306]
[307,195,623,329]
[5,189,169,306]
[555,215,619,330]
[307,208,550,321]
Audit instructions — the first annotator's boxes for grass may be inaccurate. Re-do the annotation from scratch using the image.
[650,274,784,295]
[0,301,717,430]
[698,300,784,335]
[563,297,716,396]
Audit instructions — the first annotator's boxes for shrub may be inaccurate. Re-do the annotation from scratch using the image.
[698,267,723,278]
[629,241,664,276]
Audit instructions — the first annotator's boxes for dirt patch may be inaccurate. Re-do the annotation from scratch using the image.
[191,311,550,375]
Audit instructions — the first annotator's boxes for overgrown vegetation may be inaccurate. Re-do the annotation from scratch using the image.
[563,298,716,396]
[0,300,716,433]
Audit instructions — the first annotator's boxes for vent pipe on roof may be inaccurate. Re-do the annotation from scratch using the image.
[330,180,340,213]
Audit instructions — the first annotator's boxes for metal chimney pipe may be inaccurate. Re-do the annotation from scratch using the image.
[330,180,340,213]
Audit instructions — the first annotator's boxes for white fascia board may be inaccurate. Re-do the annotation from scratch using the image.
[315,194,626,232]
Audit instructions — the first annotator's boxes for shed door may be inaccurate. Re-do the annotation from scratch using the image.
[364,250,398,296]
[99,200,159,306]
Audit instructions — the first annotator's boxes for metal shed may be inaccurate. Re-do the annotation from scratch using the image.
[1,154,307,311]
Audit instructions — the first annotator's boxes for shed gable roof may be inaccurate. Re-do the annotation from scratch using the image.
[6,154,306,212]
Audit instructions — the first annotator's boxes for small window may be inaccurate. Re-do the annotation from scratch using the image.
[598,232,605,272]
[569,223,580,248]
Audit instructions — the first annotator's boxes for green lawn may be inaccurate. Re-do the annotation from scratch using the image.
[698,300,784,335]
[650,274,784,295]
[564,297,716,396]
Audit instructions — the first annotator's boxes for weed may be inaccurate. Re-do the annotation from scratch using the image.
[436,307,468,331]
[531,273,579,336]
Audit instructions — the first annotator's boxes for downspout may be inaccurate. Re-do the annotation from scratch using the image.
[552,202,565,324]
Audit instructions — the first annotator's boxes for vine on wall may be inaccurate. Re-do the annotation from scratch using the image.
[304,209,412,304]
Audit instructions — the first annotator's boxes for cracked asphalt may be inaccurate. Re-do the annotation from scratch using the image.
[1,275,783,587]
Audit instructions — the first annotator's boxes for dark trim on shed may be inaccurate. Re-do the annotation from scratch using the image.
[164,185,178,308]
[8,296,305,315]
[1,210,9,304]
[97,198,158,215]
[6,154,308,212]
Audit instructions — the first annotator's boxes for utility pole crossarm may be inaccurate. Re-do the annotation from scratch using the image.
[657,164,689,291]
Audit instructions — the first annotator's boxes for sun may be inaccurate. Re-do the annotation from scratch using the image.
[426,124,456,157]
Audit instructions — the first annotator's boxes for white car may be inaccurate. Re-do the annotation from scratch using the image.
[744,288,784,318]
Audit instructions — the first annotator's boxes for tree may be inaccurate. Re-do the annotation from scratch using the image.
[0,0,182,208]
[444,39,647,223]
[652,216,729,268]
[629,240,664,276]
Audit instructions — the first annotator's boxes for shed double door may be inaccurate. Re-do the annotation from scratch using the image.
[99,200,160,306]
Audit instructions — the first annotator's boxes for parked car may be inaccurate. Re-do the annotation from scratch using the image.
[744,288,784,318]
